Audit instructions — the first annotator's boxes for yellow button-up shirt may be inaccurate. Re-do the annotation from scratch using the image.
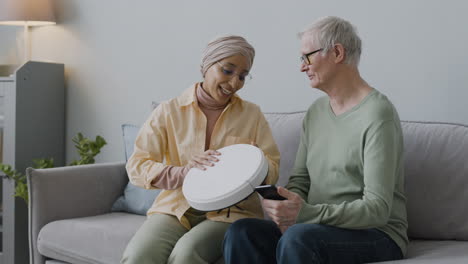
[126,83,280,229]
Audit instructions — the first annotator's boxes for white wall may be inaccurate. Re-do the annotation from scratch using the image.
[0,27,20,64]
[1,0,467,163]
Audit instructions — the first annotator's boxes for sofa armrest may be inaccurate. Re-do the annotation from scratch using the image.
[27,162,128,264]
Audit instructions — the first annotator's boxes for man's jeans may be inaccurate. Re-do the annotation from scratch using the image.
[223,218,403,264]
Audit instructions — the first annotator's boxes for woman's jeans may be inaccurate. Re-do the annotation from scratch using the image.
[223,218,403,264]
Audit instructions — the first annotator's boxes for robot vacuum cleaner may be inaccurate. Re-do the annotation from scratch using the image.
[182,144,268,211]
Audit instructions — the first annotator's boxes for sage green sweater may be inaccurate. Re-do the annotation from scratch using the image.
[286,89,408,255]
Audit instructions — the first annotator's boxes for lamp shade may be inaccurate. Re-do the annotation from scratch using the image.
[0,0,56,26]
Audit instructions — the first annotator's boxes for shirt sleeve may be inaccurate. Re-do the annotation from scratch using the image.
[126,104,181,190]
[286,119,311,201]
[295,120,401,229]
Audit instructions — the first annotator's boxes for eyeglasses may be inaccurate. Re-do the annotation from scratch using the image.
[300,48,323,65]
[217,62,252,83]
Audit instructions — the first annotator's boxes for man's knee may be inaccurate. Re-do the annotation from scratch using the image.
[277,224,324,263]
[226,218,270,240]
[224,218,278,253]
[226,218,256,237]
[279,224,323,250]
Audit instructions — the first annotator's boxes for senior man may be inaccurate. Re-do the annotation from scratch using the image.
[223,16,408,264]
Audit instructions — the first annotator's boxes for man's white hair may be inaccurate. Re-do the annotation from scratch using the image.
[299,16,362,66]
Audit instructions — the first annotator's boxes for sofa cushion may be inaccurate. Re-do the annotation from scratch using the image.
[111,124,161,215]
[401,121,468,240]
[38,213,146,264]
[377,240,468,263]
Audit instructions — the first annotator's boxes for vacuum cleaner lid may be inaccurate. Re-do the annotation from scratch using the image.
[182,144,268,211]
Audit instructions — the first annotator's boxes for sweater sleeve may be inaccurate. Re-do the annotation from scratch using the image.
[295,120,401,229]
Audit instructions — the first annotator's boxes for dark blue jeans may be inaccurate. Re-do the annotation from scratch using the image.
[223,218,403,264]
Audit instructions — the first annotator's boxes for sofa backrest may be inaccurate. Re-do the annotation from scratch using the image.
[264,113,468,241]
[401,121,468,240]
[264,111,306,187]
[124,107,468,241]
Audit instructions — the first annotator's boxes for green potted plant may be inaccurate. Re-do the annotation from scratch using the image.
[0,133,107,203]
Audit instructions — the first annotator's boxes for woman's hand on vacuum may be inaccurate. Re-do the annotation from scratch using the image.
[185,150,221,171]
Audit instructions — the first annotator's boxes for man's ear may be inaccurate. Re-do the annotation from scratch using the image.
[333,43,346,63]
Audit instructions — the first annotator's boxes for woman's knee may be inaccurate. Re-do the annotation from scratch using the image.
[168,244,198,264]
[122,214,186,264]
[121,242,157,264]
[168,236,210,264]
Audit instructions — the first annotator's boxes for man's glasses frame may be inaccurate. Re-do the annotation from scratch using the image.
[300,48,323,65]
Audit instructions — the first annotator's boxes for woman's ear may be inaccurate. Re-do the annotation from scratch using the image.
[333,43,346,64]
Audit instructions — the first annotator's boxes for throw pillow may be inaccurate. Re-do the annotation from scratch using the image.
[111,105,162,215]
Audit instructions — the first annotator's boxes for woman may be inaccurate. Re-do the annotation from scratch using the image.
[122,35,280,264]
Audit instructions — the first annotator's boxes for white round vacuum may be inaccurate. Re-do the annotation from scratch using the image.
[182,144,268,211]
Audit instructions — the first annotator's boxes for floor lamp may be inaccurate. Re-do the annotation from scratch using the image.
[0,0,56,63]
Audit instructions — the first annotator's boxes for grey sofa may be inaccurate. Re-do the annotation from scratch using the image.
[27,111,468,264]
